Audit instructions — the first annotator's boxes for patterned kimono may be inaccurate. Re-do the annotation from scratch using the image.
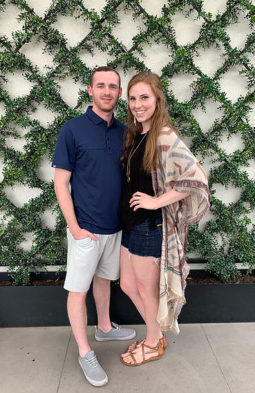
[151,127,211,334]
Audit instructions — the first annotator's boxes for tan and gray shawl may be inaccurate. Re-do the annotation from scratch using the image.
[152,127,210,334]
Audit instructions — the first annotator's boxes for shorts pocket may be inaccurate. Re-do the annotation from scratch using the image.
[76,236,92,245]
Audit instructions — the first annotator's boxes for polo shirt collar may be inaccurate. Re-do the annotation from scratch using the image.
[85,106,117,127]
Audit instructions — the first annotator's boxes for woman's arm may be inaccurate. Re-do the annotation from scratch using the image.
[130,189,190,211]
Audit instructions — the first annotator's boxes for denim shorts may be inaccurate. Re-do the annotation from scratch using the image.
[121,217,162,258]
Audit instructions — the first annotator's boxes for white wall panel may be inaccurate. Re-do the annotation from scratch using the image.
[171,11,203,46]
[219,67,249,102]
[3,184,43,207]
[191,101,223,132]
[36,156,55,183]
[202,0,227,17]
[26,0,52,17]
[4,72,34,99]
[140,0,167,17]
[111,8,144,49]
[83,0,107,14]
[193,47,225,77]
[52,15,91,48]
[0,4,23,40]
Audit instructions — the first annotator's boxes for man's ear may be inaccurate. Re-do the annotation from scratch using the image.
[119,87,122,98]
[88,85,92,96]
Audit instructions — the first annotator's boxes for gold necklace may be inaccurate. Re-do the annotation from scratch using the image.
[126,133,147,182]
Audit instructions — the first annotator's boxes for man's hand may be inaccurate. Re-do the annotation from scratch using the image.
[70,227,99,241]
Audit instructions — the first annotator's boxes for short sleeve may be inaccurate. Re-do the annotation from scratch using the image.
[52,124,75,172]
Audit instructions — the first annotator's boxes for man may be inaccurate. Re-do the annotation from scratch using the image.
[52,66,135,387]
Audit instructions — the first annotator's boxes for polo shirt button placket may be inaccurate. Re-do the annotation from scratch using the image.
[106,130,111,154]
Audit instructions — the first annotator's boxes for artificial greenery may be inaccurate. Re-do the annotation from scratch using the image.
[0,0,254,284]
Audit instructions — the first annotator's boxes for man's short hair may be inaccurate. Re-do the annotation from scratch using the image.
[89,66,121,88]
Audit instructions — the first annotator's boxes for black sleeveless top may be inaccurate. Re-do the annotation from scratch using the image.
[120,132,162,232]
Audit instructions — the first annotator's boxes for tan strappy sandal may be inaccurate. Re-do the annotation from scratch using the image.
[160,334,168,349]
[121,339,144,358]
[121,340,164,366]
[122,334,167,358]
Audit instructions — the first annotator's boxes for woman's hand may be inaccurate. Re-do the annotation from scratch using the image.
[130,192,158,211]
[130,189,190,211]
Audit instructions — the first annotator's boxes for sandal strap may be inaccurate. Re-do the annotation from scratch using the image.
[135,339,145,348]
[143,341,162,350]
[160,334,168,349]
[142,342,146,362]
[128,341,139,351]
[142,340,164,356]
[129,351,138,365]
[129,339,145,354]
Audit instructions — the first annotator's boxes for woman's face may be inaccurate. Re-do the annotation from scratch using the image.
[128,82,156,132]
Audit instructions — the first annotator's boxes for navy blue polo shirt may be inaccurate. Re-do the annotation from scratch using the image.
[52,106,125,234]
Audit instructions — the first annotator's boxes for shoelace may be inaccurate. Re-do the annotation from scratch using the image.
[87,355,99,368]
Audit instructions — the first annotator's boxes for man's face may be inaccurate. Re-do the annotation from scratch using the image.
[88,71,122,113]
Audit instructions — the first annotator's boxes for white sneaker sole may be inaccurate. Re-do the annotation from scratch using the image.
[78,358,108,387]
[95,331,136,342]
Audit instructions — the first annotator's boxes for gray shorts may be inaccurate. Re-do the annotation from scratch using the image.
[64,228,122,293]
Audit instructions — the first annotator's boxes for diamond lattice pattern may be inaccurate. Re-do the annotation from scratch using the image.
[0,0,254,282]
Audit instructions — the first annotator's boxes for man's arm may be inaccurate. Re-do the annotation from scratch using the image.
[54,168,98,240]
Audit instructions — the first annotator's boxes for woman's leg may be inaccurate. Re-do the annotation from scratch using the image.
[121,253,162,364]
[132,254,161,346]
[120,245,146,320]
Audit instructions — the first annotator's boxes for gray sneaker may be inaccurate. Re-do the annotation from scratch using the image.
[95,322,136,342]
[78,350,108,387]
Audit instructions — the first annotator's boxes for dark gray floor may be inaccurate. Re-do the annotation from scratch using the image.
[1,323,255,393]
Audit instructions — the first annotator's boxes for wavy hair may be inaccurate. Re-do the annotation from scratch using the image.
[121,71,176,172]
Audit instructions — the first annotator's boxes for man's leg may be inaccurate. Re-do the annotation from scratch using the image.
[64,232,108,387]
[67,290,108,387]
[93,276,112,332]
[93,232,136,342]
[67,291,90,357]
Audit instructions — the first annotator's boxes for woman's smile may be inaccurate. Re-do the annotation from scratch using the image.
[129,82,156,130]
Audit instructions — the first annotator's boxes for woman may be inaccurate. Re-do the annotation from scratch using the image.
[119,71,210,366]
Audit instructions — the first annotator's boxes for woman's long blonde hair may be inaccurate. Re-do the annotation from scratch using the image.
[121,71,176,172]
